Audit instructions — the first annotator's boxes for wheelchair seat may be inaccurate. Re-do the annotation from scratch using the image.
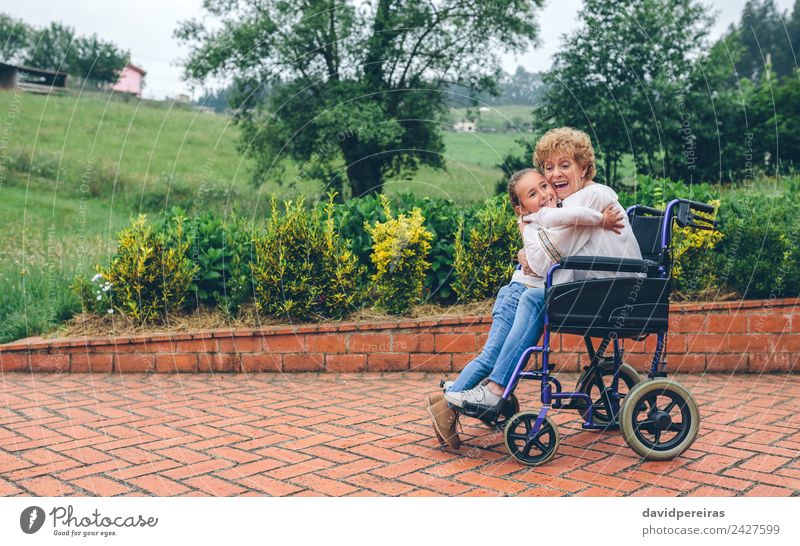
[547,276,670,338]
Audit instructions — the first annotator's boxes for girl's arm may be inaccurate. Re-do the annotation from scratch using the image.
[525,204,624,233]
[527,206,602,228]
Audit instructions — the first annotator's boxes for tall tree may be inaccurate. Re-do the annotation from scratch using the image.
[25,22,76,72]
[8,18,128,84]
[73,34,129,85]
[176,0,543,197]
[532,0,711,185]
[0,13,31,64]
[734,0,797,79]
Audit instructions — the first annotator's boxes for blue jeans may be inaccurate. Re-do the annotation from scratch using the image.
[448,284,547,391]
[488,287,546,387]
[447,282,528,392]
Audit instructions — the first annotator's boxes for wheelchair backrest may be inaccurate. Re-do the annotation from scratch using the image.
[629,213,665,262]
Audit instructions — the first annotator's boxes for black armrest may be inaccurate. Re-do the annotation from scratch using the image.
[558,256,659,273]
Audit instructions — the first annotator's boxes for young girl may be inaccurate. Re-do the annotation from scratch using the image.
[426,168,623,448]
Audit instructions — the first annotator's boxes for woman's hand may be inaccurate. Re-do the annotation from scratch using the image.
[518,249,534,275]
[601,204,625,234]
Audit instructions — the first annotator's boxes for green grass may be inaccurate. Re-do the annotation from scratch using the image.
[441,131,529,168]
[0,89,250,190]
[0,180,131,342]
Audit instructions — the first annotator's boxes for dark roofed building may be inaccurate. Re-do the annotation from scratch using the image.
[0,62,68,93]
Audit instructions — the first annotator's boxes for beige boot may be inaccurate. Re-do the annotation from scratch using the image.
[425,392,461,449]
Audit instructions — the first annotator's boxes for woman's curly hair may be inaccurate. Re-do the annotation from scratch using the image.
[533,127,597,181]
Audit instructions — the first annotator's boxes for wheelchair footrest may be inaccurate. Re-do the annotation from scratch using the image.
[457,401,499,421]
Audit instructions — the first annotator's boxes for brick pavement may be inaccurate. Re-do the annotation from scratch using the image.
[1,372,798,497]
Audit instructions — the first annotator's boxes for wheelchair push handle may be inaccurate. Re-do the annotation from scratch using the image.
[674,199,718,231]
[685,199,715,214]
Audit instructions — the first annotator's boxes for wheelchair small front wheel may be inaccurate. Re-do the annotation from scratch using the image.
[503,411,559,466]
[577,362,642,427]
[620,379,699,461]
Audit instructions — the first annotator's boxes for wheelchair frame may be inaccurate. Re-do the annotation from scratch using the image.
[458,198,717,465]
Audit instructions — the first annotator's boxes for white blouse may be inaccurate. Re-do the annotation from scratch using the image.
[523,183,642,285]
[513,203,605,288]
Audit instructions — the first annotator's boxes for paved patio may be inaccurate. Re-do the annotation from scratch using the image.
[1,372,798,496]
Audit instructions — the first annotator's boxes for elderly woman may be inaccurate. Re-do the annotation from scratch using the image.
[438,128,642,440]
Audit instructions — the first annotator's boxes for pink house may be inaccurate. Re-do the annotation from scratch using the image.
[112,63,146,96]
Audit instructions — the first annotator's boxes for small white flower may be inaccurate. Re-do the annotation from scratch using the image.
[102,285,110,292]
[107,308,114,314]
[96,295,102,301]
[92,273,103,282]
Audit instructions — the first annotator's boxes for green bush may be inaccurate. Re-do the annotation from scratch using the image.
[715,187,800,298]
[98,215,198,322]
[453,195,518,303]
[365,195,433,315]
[251,194,362,320]
[618,175,718,209]
[166,209,255,315]
[334,193,474,304]
[393,194,471,304]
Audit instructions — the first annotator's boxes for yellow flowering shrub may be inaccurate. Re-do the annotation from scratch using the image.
[453,196,518,303]
[671,199,722,294]
[251,194,362,320]
[100,215,198,322]
[365,195,433,314]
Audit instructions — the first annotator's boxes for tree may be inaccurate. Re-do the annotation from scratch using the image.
[6,17,127,84]
[176,0,543,197]
[531,0,711,186]
[734,0,797,80]
[25,22,76,72]
[0,13,31,64]
[73,34,128,85]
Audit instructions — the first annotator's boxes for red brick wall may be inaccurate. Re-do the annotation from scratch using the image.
[1,298,797,374]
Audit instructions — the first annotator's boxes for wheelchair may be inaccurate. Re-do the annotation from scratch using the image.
[453,198,718,466]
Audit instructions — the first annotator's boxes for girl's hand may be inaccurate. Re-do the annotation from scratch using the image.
[518,249,534,275]
[601,204,624,234]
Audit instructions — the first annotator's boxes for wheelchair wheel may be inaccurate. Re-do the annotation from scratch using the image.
[620,379,699,461]
[577,362,642,427]
[479,393,520,429]
[503,411,559,466]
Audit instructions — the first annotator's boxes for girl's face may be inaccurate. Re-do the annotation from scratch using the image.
[542,154,588,199]
[514,171,557,215]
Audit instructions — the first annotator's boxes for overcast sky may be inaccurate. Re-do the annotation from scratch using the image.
[1,0,796,100]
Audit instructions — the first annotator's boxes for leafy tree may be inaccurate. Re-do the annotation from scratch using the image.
[176,0,543,197]
[25,22,76,72]
[532,0,712,186]
[2,16,127,84]
[733,0,798,79]
[72,34,128,85]
[0,13,32,64]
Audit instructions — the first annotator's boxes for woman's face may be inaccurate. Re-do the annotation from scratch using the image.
[542,154,587,199]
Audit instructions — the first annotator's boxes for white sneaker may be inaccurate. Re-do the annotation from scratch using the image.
[444,384,502,409]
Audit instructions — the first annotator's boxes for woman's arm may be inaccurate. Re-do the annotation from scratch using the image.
[523,224,593,277]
